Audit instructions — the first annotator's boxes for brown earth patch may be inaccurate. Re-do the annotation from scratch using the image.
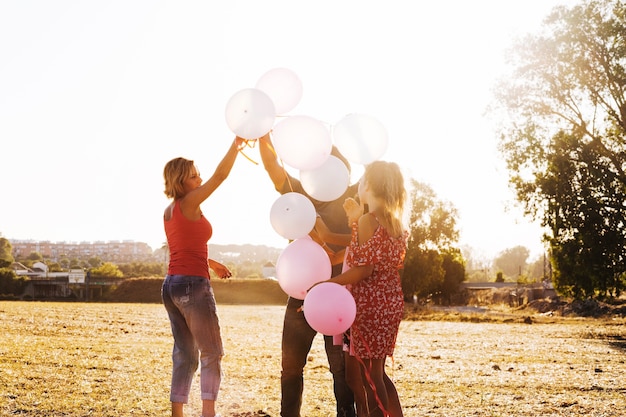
[2,302,625,416]
[104,277,288,305]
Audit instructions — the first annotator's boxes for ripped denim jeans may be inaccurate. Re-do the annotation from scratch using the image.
[162,274,223,403]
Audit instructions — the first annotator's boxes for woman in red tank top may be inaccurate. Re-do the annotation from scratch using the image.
[161,137,244,417]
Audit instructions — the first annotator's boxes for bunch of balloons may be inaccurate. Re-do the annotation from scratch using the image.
[224,68,388,335]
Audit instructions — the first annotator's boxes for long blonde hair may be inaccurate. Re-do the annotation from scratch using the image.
[163,157,196,200]
[363,160,406,237]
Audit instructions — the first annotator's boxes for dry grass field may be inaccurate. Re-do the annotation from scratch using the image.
[1,301,625,417]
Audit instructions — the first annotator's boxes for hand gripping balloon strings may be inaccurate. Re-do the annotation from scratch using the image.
[237,139,259,165]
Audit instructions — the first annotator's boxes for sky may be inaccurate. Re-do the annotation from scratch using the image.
[0,0,581,261]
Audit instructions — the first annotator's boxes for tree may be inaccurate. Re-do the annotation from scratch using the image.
[90,262,123,278]
[0,268,26,297]
[27,252,43,262]
[403,180,464,302]
[527,254,549,282]
[88,257,103,268]
[440,249,466,305]
[117,261,165,278]
[493,246,530,279]
[0,238,14,268]
[493,0,626,298]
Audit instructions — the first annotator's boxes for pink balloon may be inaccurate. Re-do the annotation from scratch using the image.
[276,238,331,300]
[303,282,356,335]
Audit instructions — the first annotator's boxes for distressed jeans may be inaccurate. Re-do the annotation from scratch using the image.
[281,296,356,417]
[162,275,223,403]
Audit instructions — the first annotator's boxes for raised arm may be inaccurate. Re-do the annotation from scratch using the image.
[181,137,244,215]
[259,132,289,191]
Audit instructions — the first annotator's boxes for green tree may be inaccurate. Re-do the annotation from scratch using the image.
[440,249,466,305]
[403,180,464,302]
[493,0,626,298]
[90,262,123,278]
[69,258,81,269]
[0,268,26,297]
[117,261,164,278]
[0,238,14,268]
[59,257,70,269]
[527,255,549,282]
[493,246,530,279]
[27,252,43,262]
[46,261,64,272]
[88,257,103,268]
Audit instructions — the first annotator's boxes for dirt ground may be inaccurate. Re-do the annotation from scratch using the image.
[1,301,625,417]
[214,304,626,417]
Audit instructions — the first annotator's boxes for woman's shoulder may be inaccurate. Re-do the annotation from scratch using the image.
[164,201,177,221]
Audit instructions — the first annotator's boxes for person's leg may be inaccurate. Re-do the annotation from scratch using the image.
[281,297,317,417]
[344,354,367,417]
[324,335,355,417]
[171,401,184,417]
[163,276,200,411]
[383,369,403,417]
[361,359,389,417]
[186,278,223,417]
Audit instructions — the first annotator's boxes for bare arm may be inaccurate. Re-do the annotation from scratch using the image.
[314,216,351,246]
[328,264,374,285]
[313,196,364,246]
[259,132,289,191]
[209,259,232,279]
[325,214,377,285]
[180,137,243,216]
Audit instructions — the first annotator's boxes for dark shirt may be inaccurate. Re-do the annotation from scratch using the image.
[279,176,358,277]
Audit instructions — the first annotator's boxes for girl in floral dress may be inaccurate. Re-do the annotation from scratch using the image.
[325,160,408,417]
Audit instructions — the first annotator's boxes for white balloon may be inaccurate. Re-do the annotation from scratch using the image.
[224,88,276,139]
[272,115,332,170]
[255,68,303,115]
[332,113,388,164]
[269,192,316,240]
[300,155,350,202]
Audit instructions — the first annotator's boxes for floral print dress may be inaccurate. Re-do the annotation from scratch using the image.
[346,214,408,359]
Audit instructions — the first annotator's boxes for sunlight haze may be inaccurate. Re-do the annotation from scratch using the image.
[0,0,580,260]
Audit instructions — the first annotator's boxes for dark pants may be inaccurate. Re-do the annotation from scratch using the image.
[281,296,355,417]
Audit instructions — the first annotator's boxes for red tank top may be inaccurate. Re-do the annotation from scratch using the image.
[164,200,213,278]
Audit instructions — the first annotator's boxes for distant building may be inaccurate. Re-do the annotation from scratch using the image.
[262,261,276,279]
[11,262,34,276]
[9,239,154,262]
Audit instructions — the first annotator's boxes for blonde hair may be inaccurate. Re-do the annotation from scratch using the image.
[163,157,196,200]
[363,160,406,237]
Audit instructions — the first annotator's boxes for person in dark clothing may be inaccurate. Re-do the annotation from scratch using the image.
[259,132,356,417]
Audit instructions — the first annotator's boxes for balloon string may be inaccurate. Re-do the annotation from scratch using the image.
[350,328,391,417]
[238,139,259,165]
